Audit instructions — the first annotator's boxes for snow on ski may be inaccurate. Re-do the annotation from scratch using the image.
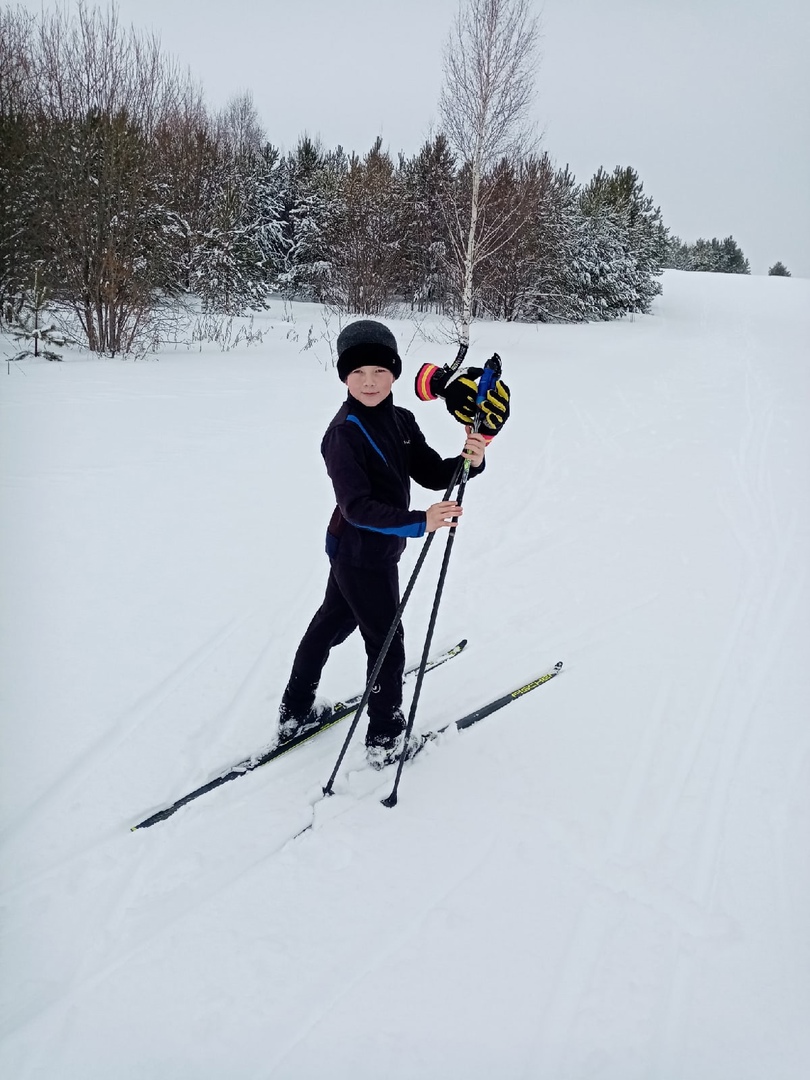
[131,639,467,830]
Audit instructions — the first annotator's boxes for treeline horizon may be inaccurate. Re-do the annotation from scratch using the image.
[1,3,753,355]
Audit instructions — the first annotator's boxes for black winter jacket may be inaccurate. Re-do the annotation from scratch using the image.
[322,393,484,567]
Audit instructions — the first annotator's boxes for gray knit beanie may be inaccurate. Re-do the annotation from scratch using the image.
[336,320,401,382]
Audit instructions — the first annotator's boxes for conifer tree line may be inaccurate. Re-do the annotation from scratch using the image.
[664,235,751,274]
[1,4,749,355]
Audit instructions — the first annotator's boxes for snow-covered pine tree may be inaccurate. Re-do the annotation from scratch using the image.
[189,93,271,315]
[265,137,342,302]
[157,97,219,296]
[578,166,666,317]
[190,147,269,315]
[0,120,39,326]
[472,157,536,321]
[768,261,791,276]
[0,8,40,325]
[327,137,405,315]
[662,235,694,270]
[254,145,285,291]
[680,236,750,274]
[688,238,721,272]
[719,235,750,274]
[477,154,579,323]
[399,134,457,313]
[6,265,67,360]
[563,208,636,321]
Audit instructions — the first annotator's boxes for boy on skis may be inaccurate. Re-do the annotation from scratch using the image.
[277,319,509,769]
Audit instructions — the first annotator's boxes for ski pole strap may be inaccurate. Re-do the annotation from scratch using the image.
[449,341,469,377]
[415,343,469,402]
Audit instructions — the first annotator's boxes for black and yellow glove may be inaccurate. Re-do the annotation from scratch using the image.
[442,368,483,424]
[415,360,510,438]
[477,376,510,438]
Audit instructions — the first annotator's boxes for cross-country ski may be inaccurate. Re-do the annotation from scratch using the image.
[132,639,468,829]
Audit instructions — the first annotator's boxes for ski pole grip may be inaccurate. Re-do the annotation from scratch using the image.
[476,353,502,406]
[476,368,495,406]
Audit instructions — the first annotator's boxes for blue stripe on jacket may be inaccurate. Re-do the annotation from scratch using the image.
[345,415,426,538]
[349,517,426,538]
[346,415,387,464]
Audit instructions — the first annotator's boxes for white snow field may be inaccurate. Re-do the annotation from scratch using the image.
[1,270,809,1079]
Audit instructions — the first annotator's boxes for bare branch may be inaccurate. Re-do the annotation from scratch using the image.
[438,0,541,338]
[440,0,539,171]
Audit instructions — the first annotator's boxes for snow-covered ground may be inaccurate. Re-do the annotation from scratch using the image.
[1,270,809,1079]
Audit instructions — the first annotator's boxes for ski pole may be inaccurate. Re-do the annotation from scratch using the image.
[321,460,464,796]
[320,342,471,795]
[382,355,502,808]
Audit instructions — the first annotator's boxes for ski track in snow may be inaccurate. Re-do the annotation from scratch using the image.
[0,738,456,1061]
[261,826,504,1079]
[0,614,251,848]
[521,294,809,1080]
[2,275,809,1079]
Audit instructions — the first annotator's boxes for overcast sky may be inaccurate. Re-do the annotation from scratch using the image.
[21,0,810,276]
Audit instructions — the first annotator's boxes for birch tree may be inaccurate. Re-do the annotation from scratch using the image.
[439,0,539,342]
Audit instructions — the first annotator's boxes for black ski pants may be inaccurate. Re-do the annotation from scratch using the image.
[282,559,405,741]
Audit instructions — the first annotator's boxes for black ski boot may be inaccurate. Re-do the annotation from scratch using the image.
[365,710,420,770]
[277,674,329,743]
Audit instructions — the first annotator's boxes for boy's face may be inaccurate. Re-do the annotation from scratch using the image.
[345,365,396,406]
